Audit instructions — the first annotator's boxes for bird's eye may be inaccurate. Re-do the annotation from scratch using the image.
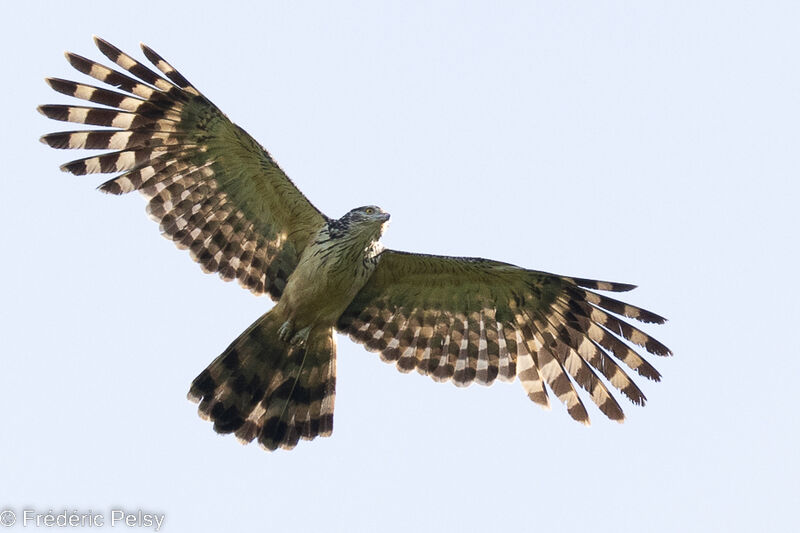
[365,208,374,215]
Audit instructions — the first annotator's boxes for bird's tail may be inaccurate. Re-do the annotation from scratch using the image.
[188,310,336,451]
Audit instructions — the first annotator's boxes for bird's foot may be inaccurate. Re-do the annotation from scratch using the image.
[290,326,311,347]
[278,320,294,343]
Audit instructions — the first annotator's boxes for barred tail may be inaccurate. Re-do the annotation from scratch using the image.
[188,311,336,451]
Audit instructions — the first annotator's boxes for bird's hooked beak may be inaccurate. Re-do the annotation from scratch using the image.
[379,212,391,223]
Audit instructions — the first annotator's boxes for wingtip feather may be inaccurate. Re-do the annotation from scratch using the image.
[93,36,115,55]
[39,133,63,148]
[58,162,75,174]
[63,50,83,69]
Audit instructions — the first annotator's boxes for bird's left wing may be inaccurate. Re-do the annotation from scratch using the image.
[336,250,670,424]
[39,38,327,299]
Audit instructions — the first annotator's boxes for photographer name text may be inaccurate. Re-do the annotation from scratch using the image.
[0,508,164,531]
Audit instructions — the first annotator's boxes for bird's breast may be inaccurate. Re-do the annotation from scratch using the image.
[277,236,380,328]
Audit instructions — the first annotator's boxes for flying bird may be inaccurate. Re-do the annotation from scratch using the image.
[39,38,671,451]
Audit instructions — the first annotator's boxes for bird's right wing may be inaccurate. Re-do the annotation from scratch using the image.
[40,37,327,299]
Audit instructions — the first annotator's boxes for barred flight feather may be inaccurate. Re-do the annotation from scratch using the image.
[567,285,667,325]
[538,307,625,421]
[557,295,665,380]
[514,333,549,407]
[41,129,189,151]
[45,78,152,112]
[564,277,637,292]
[495,323,516,382]
[548,298,647,405]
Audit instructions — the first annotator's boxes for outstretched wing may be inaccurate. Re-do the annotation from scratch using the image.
[336,250,670,424]
[39,37,326,299]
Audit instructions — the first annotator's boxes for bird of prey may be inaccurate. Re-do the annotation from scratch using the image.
[39,38,670,452]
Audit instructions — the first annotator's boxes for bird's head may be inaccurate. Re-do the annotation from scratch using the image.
[332,205,391,241]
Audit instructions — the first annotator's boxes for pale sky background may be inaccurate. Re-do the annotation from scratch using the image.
[2,1,798,532]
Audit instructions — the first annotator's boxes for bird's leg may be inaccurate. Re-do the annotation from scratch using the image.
[290,326,312,347]
[278,319,295,343]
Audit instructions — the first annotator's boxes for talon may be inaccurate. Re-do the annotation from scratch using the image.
[290,326,311,347]
[278,320,294,343]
